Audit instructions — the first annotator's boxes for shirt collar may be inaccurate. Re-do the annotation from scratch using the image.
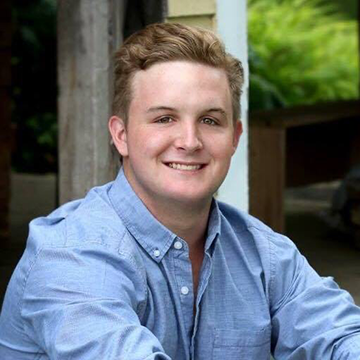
[204,200,221,254]
[108,169,221,262]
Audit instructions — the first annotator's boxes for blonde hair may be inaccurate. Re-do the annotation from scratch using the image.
[113,22,244,123]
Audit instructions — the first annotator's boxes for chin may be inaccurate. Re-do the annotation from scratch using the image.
[164,189,215,205]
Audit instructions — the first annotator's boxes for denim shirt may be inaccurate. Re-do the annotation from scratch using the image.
[1,169,360,360]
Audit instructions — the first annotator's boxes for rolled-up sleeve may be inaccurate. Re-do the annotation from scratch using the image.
[21,242,171,360]
[269,233,360,359]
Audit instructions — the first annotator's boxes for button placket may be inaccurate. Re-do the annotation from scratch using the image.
[181,286,189,295]
[175,242,191,297]
[190,253,212,357]
[171,241,194,336]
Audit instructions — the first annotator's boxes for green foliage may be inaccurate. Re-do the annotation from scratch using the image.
[12,0,57,173]
[248,0,359,111]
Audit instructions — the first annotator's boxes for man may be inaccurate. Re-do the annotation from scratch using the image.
[1,23,360,359]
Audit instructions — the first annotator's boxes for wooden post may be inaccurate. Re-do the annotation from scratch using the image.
[0,0,11,240]
[58,0,125,204]
[250,126,285,232]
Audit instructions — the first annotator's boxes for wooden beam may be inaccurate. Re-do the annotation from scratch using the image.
[250,100,360,128]
[58,0,125,204]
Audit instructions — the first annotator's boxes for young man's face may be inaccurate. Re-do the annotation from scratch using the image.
[110,61,242,208]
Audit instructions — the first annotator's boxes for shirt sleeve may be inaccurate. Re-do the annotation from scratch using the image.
[269,232,360,359]
[21,241,172,360]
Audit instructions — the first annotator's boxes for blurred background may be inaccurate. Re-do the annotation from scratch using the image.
[1,0,360,306]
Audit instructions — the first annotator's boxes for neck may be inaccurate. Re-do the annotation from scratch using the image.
[147,196,211,248]
[122,166,212,248]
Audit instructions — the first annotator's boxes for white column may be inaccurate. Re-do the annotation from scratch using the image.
[216,0,249,211]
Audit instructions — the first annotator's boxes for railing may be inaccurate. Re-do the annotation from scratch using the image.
[249,100,360,233]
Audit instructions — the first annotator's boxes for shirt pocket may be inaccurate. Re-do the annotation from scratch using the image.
[213,326,271,360]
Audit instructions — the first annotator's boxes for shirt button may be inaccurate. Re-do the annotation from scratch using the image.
[181,286,189,295]
[174,241,183,250]
[153,249,161,257]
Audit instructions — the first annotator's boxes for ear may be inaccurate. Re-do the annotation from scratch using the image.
[108,116,129,157]
[232,120,243,154]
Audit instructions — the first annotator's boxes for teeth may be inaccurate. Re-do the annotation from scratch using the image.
[168,163,201,171]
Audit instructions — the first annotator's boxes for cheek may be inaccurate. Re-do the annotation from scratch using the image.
[208,135,235,159]
[128,129,171,157]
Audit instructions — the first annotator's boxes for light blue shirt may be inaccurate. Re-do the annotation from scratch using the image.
[1,169,360,359]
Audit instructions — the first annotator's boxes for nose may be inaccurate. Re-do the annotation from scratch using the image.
[174,121,203,153]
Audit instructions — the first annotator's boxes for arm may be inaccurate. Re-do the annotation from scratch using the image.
[21,242,171,360]
[269,233,360,359]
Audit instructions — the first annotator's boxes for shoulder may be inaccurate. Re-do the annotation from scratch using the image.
[217,200,304,279]
[27,182,140,256]
[218,199,302,257]
[20,182,147,298]
[1,184,148,341]
[217,200,275,237]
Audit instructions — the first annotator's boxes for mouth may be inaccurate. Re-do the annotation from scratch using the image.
[165,162,205,171]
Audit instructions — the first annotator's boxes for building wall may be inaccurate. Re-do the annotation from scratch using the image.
[167,0,216,29]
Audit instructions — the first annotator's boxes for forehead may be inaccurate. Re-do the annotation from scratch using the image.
[129,61,232,111]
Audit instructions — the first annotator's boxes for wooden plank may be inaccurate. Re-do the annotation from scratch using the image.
[58,0,124,204]
[250,100,360,128]
[250,126,285,233]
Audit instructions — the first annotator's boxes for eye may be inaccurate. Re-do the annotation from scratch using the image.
[201,117,217,126]
[156,116,173,124]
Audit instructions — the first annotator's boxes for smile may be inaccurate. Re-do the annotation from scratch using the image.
[167,163,203,171]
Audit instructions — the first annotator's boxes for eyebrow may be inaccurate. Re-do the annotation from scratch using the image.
[146,106,227,116]
[206,107,227,116]
[146,106,177,113]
